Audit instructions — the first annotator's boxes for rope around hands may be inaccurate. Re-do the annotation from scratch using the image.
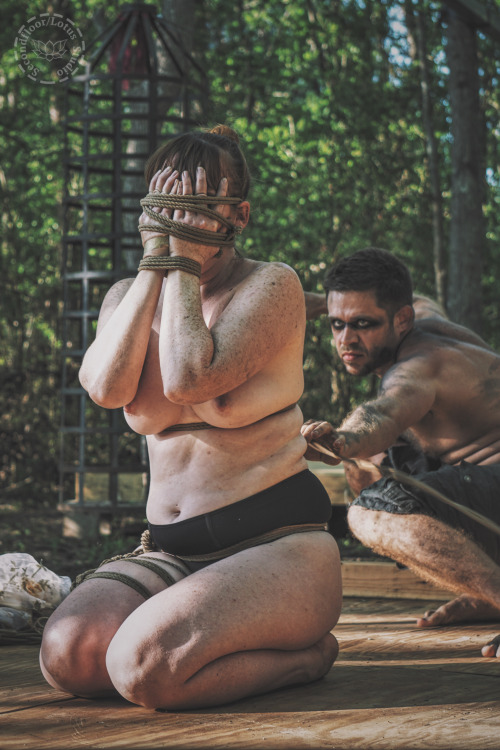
[138,192,243,247]
[310,440,500,538]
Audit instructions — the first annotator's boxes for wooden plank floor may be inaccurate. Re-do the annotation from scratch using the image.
[2,597,500,750]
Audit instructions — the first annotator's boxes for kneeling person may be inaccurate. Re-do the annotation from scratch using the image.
[40,125,342,710]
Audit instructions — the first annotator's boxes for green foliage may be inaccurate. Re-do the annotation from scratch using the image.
[0,0,116,502]
[200,0,499,419]
[1,0,499,517]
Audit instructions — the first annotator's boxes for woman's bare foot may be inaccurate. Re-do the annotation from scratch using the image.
[416,594,500,628]
[309,632,339,681]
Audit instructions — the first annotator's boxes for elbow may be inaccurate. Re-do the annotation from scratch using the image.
[87,386,127,410]
[163,383,198,405]
[161,354,217,404]
[161,361,202,404]
[79,371,131,410]
[163,372,211,406]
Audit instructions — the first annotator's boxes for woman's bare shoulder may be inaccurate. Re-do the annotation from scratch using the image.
[102,277,135,304]
[241,259,303,292]
[97,278,136,329]
[236,261,305,323]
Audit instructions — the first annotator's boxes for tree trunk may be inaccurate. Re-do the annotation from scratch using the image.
[404,0,447,308]
[415,7,446,309]
[445,8,485,332]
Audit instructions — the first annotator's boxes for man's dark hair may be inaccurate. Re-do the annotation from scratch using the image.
[324,247,413,316]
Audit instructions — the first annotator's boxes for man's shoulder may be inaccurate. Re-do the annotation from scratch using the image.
[388,328,451,378]
[413,317,495,352]
[394,320,498,377]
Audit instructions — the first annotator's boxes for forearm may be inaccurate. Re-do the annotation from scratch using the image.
[337,402,403,459]
[159,271,216,403]
[80,272,164,407]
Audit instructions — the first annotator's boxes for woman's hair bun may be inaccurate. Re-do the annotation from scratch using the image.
[208,124,240,143]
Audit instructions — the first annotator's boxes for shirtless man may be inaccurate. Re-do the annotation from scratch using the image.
[40,126,341,710]
[302,246,500,658]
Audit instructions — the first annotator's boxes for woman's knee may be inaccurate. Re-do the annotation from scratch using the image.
[106,633,185,709]
[40,613,113,696]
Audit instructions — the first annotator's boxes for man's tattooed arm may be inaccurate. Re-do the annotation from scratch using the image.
[337,397,404,459]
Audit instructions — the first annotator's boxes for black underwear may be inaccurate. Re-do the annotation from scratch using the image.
[148,469,332,558]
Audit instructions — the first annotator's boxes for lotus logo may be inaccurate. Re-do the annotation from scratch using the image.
[15,13,85,85]
[30,38,69,62]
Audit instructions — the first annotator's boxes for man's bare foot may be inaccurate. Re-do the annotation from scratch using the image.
[481,635,500,658]
[416,594,500,628]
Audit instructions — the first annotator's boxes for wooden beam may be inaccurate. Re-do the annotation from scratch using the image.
[308,461,350,506]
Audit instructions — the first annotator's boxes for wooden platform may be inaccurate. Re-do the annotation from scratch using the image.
[341,560,455,600]
[2,597,500,750]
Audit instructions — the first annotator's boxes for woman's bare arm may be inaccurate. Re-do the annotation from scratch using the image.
[78,274,164,408]
[160,262,306,405]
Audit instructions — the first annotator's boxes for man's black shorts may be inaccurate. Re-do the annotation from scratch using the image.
[351,443,500,563]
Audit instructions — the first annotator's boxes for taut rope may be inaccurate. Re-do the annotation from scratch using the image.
[310,441,500,537]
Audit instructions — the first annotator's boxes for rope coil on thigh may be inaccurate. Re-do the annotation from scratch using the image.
[73,529,183,600]
[75,556,187,599]
[125,555,187,581]
[81,571,154,599]
[138,193,243,247]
